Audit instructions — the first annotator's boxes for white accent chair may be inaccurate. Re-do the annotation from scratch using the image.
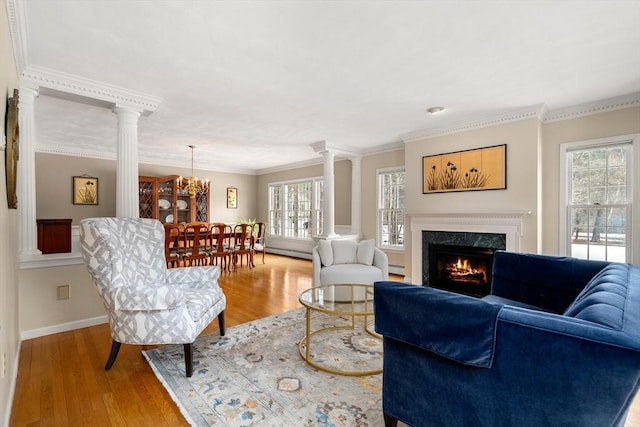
[312,239,389,301]
[80,217,226,377]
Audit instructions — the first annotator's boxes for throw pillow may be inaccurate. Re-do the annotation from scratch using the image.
[357,239,375,265]
[332,240,357,264]
[317,239,333,266]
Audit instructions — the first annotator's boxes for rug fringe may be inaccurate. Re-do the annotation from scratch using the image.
[142,351,199,427]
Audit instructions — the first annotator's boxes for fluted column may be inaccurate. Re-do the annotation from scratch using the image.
[17,85,41,256]
[321,150,338,238]
[114,107,141,218]
[350,156,362,236]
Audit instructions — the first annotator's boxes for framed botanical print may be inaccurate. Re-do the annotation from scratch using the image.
[73,175,99,205]
[227,187,237,209]
[423,144,507,194]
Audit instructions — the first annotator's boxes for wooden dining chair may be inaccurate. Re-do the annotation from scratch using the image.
[163,223,184,268]
[253,222,266,264]
[232,223,254,269]
[182,222,212,266]
[210,223,234,272]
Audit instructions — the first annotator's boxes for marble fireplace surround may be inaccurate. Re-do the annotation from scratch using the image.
[409,212,530,285]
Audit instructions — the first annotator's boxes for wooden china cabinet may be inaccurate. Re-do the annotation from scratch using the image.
[139,175,210,224]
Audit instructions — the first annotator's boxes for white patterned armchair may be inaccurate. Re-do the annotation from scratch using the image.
[80,217,226,377]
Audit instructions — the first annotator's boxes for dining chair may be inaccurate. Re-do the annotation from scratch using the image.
[163,223,184,268]
[253,221,266,264]
[210,223,234,272]
[232,223,254,269]
[182,222,212,266]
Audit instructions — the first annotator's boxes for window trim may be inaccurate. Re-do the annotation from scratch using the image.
[559,133,638,263]
[377,166,406,251]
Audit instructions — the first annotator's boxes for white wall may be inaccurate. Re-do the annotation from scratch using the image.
[404,118,541,276]
[1,0,21,423]
[541,107,640,261]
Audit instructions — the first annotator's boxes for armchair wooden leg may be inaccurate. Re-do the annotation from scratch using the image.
[218,311,226,336]
[184,343,193,377]
[105,340,121,371]
[383,413,398,427]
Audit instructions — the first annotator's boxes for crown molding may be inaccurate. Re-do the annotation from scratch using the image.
[361,140,405,156]
[541,92,640,123]
[35,146,258,176]
[36,146,116,162]
[401,104,545,143]
[6,0,28,73]
[401,92,640,143]
[22,65,162,115]
[256,157,324,176]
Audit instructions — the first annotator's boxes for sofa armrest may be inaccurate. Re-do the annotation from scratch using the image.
[312,246,322,286]
[112,283,184,311]
[373,248,389,280]
[166,265,220,284]
[491,251,609,313]
[375,281,501,367]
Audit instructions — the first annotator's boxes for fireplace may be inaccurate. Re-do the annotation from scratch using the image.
[429,244,495,297]
[409,212,529,288]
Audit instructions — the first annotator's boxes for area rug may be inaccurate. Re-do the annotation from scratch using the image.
[143,307,385,426]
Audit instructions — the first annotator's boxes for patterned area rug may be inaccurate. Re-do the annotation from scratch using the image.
[143,307,385,426]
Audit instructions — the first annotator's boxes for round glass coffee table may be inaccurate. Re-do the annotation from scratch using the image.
[298,284,382,376]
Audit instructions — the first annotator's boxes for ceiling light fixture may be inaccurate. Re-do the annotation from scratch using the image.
[426,106,445,114]
[177,145,209,199]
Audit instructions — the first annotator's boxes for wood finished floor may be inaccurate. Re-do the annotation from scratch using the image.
[9,254,640,426]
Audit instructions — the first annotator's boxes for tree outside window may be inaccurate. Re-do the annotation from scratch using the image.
[378,168,405,249]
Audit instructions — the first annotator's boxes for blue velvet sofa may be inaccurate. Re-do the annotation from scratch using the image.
[374,251,640,427]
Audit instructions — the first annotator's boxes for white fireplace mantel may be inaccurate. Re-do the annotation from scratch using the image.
[408,211,531,285]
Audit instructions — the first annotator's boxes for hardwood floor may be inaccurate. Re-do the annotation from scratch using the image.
[9,254,640,426]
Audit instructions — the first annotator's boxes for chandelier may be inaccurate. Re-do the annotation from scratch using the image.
[177,145,210,198]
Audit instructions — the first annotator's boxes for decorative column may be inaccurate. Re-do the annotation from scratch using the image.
[350,157,362,236]
[17,85,41,257]
[114,107,141,218]
[322,149,338,238]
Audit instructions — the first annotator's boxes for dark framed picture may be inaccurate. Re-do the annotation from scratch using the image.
[422,144,507,194]
[4,89,19,209]
[73,176,99,205]
[227,187,237,209]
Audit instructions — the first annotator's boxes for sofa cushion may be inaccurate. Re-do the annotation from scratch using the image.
[357,239,375,265]
[332,240,357,264]
[563,263,631,330]
[320,263,385,285]
[317,239,333,266]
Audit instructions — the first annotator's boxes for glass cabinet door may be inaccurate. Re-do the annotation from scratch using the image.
[139,179,155,219]
[158,178,175,224]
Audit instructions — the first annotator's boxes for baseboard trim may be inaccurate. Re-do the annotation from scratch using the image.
[267,248,313,260]
[21,315,108,341]
[389,265,405,277]
[2,340,21,427]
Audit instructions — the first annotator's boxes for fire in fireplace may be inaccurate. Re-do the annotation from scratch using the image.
[428,244,496,297]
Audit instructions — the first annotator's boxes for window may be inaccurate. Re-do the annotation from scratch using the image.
[378,168,405,249]
[560,135,637,262]
[269,178,323,239]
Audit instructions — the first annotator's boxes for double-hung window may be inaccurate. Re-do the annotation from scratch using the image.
[378,167,405,249]
[560,135,637,262]
[269,178,323,239]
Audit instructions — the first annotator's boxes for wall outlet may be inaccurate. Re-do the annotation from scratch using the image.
[57,284,70,300]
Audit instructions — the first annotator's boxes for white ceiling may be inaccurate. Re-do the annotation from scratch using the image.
[11,0,640,174]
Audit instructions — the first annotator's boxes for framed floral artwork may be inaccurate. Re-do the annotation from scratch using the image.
[227,186,237,208]
[73,175,99,205]
[423,144,507,193]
